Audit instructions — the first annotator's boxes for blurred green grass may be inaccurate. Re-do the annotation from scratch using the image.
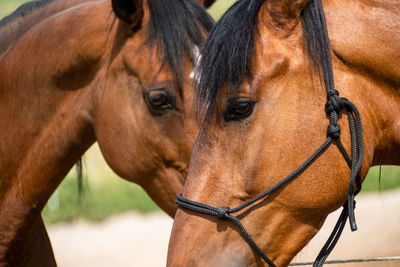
[362,166,400,192]
[208,0,235,20]
[42,144,160,224]
[0,0,28,18]
[42,169,159,224]
[2,0,400,225]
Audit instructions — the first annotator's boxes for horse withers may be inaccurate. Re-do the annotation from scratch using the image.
[0,0,214,265]
[168,0,400,266]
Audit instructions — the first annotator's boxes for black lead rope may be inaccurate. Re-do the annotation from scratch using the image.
[176,0,364,266]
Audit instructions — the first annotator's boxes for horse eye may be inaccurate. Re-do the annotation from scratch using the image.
[144,89,176,114]
[224,99,255,122]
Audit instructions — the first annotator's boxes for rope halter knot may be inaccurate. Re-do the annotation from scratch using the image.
[217,207,230,220]
[325,89,342,115]
[325,89,344,139]
[327,124,341,138]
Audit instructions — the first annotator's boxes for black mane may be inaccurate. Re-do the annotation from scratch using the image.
[147,0,214,88]
[196,0,328,118]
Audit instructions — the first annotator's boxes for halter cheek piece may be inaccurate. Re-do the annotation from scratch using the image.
[176,0,364,266]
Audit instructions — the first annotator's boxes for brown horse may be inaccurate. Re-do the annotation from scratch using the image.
[0,0,214,265]
[168,0,400,266]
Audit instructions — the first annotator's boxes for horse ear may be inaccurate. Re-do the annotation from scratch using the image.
[267,0,310,27]
[112,0,144,27]
[197,0,216,8]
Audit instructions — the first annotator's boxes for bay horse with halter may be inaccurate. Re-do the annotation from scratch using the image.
[168,0,400,266]
[0,0,214,265]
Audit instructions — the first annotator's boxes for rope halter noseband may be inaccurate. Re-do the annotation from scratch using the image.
[176,0,365,266]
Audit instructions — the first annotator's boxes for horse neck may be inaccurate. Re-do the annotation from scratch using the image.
[0,0,113,210]
[0,83,95,261]
[0,2,128,262]
[0,0,99,57]
[327,0,400,166]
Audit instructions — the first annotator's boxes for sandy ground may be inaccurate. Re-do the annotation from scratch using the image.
[48,189,400,267]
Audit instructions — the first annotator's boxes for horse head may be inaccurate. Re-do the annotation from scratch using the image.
[168,0,400,265]
[93,0,214,216]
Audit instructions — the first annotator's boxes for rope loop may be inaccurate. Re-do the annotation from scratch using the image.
[352,199,356,209]
[343,199,356,210]
[327,124,341,138]
[217,207,230,220]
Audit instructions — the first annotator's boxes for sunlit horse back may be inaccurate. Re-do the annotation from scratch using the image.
[0,0,214,265]
[168,0,400,266]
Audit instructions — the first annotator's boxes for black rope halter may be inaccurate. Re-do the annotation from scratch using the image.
[176,0,364,266]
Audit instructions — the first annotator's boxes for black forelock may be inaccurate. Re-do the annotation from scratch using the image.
[196,0,264,118]
[147,0,214,90]
[196,0,330,121]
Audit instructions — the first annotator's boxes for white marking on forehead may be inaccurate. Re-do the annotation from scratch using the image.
[189,46,202,80]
